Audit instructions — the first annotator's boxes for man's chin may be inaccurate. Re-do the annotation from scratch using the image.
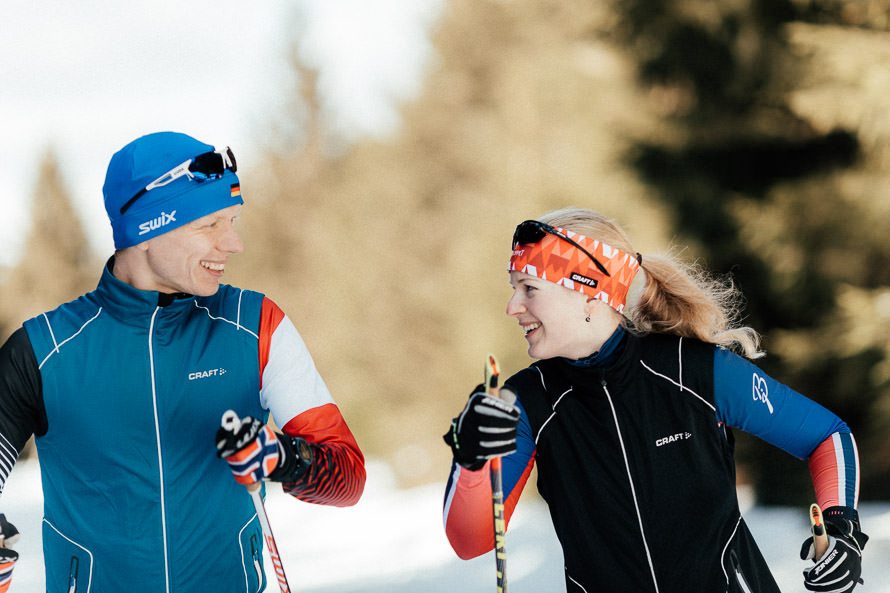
[192,282,221,297]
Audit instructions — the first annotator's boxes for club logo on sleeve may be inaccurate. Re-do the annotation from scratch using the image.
[752,372,774,413]
[188,367,227,381]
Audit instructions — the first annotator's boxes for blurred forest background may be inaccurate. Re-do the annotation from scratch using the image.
[1,0,888,505]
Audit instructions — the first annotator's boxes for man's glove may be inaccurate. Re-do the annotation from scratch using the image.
[443,386,519,471]
[216,414,313,485]
[0,514,19,593]
[801,506,869,593]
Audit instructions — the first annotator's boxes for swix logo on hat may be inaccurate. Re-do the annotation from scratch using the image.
[138,210,177,235]
[509,226,640,313]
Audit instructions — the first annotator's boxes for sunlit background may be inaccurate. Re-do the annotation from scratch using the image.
[1,0,889,590]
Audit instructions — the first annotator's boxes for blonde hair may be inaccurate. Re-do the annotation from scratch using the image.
[539,208,764,359]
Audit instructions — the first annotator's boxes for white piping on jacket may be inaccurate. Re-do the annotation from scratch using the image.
[148,307,171,593]
[602,382,660,593]
[38,308,103,369]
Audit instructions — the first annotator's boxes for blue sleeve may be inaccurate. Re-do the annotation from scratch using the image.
[713,348,848,460]
[501,396,536,499]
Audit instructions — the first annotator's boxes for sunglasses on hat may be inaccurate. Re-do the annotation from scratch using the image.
[512,220,611,277]
[119,147,237,215]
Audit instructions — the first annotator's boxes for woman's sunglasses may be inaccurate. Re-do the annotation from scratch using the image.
[512,220,611,277]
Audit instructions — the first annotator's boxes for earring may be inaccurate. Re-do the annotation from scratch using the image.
[585,316,591,323]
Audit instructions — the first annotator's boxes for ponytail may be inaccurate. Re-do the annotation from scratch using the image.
[632,251,763,358]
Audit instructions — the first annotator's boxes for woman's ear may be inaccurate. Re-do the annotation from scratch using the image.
[584,296,600,315]
[584,297,619,323]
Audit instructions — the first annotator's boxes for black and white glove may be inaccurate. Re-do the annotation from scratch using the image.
[0,514,20,592]
[216,412,313,485]
[800,506,868,593]
[443,385,519,471]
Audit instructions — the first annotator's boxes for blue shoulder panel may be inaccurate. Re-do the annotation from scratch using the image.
[713,348,848,459]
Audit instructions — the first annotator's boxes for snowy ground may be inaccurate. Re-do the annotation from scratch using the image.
[3,458,889,592]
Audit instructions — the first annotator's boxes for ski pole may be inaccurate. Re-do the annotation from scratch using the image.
[809,503,829,561]
[221,410,293,593]
[485,353,508,593]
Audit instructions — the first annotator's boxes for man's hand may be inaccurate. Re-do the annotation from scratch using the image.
[216,415,284,485]
[216,412,313,485]
[0,514,19,593]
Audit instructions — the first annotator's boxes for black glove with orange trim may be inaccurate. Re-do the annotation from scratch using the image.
[0,514,20,593]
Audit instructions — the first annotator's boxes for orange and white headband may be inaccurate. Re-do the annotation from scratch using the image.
[508,220,642,313]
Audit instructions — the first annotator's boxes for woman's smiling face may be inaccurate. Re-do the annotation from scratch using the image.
[507,270,615,360]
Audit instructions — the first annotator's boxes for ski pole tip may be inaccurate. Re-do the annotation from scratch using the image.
[485,353,500,391]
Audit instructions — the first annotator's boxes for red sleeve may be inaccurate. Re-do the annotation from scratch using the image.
[279,404,366,507]
[442,455,535,559]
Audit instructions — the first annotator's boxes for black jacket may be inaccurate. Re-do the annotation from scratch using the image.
[504,333,781,593]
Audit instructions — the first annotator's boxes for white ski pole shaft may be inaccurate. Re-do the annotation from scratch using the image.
[221,410,293,593]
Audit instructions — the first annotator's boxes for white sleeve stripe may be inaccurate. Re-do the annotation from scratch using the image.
[442,463,462,528]
[832,432,847,507]
[260,314,333,422]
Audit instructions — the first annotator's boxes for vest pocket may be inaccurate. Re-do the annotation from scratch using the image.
[238,515,266,592]
[42,521,93,593]
[729,550,754,593]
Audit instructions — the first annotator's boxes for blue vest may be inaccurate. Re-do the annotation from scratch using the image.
[25,263,270,593]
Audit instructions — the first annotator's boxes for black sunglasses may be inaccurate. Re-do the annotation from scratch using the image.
[119,147,237,215]
[512,220,611,277]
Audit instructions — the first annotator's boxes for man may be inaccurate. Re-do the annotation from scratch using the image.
[0,131,366,592]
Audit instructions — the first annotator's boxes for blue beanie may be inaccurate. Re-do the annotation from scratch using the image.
[103,132,243,249]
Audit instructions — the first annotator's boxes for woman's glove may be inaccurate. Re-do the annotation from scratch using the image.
[800,506,868,593]
[443,385,519,471]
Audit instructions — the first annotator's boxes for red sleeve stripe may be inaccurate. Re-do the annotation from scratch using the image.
[808,432,860,510]
[258,297,286,388]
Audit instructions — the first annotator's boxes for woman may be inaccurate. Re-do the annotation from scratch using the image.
[442,208,867,593]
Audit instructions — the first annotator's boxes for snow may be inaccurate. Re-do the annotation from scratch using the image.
[3,458,889,592]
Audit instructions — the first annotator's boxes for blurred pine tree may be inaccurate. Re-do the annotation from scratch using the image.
[0,149,98,338]
[613,0,890,502]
